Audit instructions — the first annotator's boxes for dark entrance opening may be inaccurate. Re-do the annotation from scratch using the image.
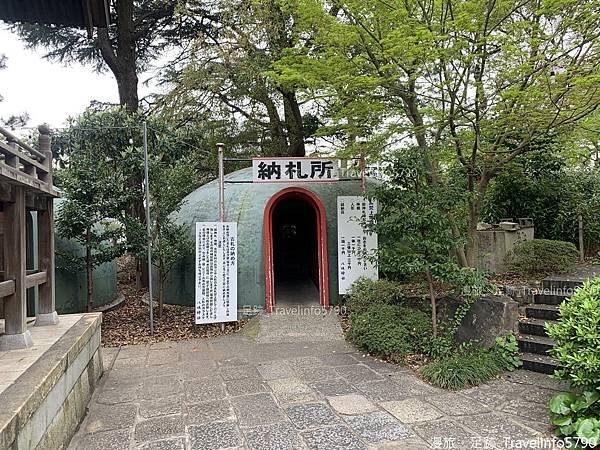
[272,197,319,306]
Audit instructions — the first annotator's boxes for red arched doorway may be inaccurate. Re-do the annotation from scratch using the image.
[263,187,330,312]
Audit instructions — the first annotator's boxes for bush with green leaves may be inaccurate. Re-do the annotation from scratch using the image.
[546,278,600,446]
[347,304,432,363]
[344,278,406,315]
[505,239,579,276]
[547,278,600,389]
[549,390,600,447]
[421,335,522,390]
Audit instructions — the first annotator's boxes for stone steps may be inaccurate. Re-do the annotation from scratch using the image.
[518,317,557,337]
[524,304,560,321]
[533,294,568,306]
[517,276,584,375]
[520,352,561,375]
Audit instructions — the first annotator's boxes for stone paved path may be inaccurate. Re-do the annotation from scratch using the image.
[68,311,566,450]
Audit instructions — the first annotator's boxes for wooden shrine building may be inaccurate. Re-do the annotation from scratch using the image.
[0,126,60,349]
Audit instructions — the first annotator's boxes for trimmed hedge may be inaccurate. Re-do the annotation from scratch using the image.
[344,278,406,315]
[505,239,579,275]
[346,304,431,363]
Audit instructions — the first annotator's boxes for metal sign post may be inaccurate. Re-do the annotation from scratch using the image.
[217,143,225,222]
[143,121,154,335]
[217,143,225,331]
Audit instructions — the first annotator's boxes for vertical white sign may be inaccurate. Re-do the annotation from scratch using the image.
[337,196,378,294]
[195,222,238,324]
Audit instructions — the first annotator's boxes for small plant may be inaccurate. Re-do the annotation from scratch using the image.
[493,334,523,371]
[346,304,431,363]
[505,239,579,276]
[421,336,522,390]
[549,390,600,447]
[420,346,503,390]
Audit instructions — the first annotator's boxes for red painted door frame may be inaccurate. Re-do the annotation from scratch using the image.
[263,187,330,312]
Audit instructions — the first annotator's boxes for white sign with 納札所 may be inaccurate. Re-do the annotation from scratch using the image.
[195,222,237,324]
[252,157,339,182]
[337,196,378,294]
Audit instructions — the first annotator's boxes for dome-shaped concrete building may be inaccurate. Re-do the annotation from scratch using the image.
[164,167,370,311]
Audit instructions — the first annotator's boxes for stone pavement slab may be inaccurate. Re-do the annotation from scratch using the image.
[68,310,564,450]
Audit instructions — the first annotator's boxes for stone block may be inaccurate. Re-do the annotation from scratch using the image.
[453,295,519,347]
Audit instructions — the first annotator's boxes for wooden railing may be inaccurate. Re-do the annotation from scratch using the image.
[0,125,56,196]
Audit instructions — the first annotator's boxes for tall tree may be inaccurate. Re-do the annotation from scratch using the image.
[55,134,125,312]
[161,0,313,156]
[272,0,600,265]
[14,1,215,111]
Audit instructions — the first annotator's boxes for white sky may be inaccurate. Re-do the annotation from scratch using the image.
[0,26,121,128]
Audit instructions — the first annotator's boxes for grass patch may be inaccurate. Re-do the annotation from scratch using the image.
[421,336,522,390]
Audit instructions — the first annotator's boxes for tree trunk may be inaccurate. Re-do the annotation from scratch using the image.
[85,227,94,312]
[464,170,492,267]
[282,89,305,157]
[425,267,437,338]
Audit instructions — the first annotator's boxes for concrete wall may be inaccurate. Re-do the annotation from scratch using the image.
[54,235,118,314]
[0,314,103,450]
[475,223,534,273]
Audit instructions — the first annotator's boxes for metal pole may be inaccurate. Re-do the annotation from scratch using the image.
[360,155,366,194]
[217,143,225,332]
[217,143,225,222]
[143,122,154,335]
[578,214,585,262]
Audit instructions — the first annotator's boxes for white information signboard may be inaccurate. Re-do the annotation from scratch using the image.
[252,158,339,183]
[195,222,238,324]
[337,196,378,294]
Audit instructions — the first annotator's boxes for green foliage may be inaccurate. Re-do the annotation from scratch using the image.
[421,347,502,390]
[493,334,523,372]
[484,152,600,254]
[372,155,465,281]
[505,239,579,276]
[549,390,600,446]
[347,304,432,363]
[421,336,522,390]
[547,278,600,389]
[344,278,406,315]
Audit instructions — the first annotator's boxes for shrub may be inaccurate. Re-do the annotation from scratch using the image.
[547,278,600,389]
[546,278,600,446]
[421,336,522,390]
[344,278,406,315]
[505,239,579,276]
[346,304,431,363]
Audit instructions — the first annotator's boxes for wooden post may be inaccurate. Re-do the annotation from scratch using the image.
[35,125,58,325]
[0,186,32,349]
[36,198,58,325]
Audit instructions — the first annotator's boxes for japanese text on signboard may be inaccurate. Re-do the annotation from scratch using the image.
[337,196,378,294]
[195,222,238,324]
[252,158,339,182]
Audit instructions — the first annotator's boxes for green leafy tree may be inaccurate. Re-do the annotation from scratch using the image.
[271,0,600,266]
[372,153,467,337]
[146,153,197,317]
[56,142,125,312]
[161,0,312,156]
[13,1,215,112]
